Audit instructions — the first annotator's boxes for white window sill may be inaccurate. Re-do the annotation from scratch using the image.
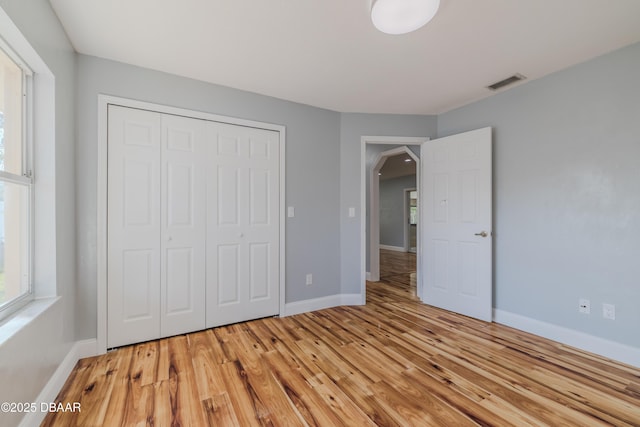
[0,297,60,347]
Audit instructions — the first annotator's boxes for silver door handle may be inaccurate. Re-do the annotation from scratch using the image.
[475,231,488,238]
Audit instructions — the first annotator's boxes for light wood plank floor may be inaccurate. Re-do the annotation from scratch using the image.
[43,250,640,426]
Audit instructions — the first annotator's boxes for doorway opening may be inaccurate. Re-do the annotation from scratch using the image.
[370,147,418,282]
[359,136,428,304]
[360,128,493,322]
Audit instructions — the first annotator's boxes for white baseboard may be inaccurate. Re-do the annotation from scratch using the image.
[74,338,99,359]
[19,339,98,427]
[493,309,639,368]
[340,293,365,306]
[283,294,364,317]
[379,244,406,252]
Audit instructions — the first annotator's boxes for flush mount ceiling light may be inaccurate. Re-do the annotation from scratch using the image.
[371,0,441,35]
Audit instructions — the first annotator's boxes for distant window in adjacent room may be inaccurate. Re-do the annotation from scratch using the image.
[0,41,33,320]
[409,190,418,225]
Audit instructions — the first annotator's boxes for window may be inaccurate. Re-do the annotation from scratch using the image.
[0,42,33,320]
[409,190,418,225]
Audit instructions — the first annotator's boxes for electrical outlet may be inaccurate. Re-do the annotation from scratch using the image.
[603,303,615,320]
[578,298,590,314]
[305,274,313,286]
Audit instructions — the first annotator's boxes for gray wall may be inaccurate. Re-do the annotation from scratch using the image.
[380,175,416,248]
[339,114,437,293]
[0,1,77,426]
[438,42,640,348]
[75,55,342,339]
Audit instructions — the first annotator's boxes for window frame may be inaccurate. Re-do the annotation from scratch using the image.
[0,38,35,322]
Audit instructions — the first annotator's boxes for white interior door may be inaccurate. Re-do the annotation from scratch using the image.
[160,114,207,337]
[421,127,492,321]
[108,106,162,347]
[206,122,280,327]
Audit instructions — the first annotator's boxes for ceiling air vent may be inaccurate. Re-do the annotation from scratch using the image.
[487,73,526,91]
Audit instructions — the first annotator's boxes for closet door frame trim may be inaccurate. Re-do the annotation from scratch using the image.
[97,95,286,354]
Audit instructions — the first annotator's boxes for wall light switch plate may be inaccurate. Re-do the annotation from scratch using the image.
[348,207,356,218]
[287,206,295,218]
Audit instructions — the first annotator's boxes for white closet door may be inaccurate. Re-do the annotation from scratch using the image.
[108,106,162,347]
[108,104,281,346]
[206,122,280,327]
[160,114,207,337]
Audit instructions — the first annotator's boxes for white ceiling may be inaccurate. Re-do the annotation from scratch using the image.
[380,154,416,181]
[49,0,640,114]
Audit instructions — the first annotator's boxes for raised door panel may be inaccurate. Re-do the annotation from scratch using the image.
[165,248,194,312]
[217,244,240,304]
[217,166,241,226]
[107,105,162,348]
[121,250,155,320]
[249,169,271,226]
[249,243,270,300]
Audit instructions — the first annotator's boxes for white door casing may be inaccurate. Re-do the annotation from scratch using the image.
[206,122,280,327]
[421,127,493,321]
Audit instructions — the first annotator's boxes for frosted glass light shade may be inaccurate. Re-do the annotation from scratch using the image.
[371,0,440,35]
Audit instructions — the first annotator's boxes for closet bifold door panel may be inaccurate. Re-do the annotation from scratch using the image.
[205,122,280,328]
[108,106,163,348]
[108,106,207,348]
[107,103,280,348]
[160,114,207,338]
